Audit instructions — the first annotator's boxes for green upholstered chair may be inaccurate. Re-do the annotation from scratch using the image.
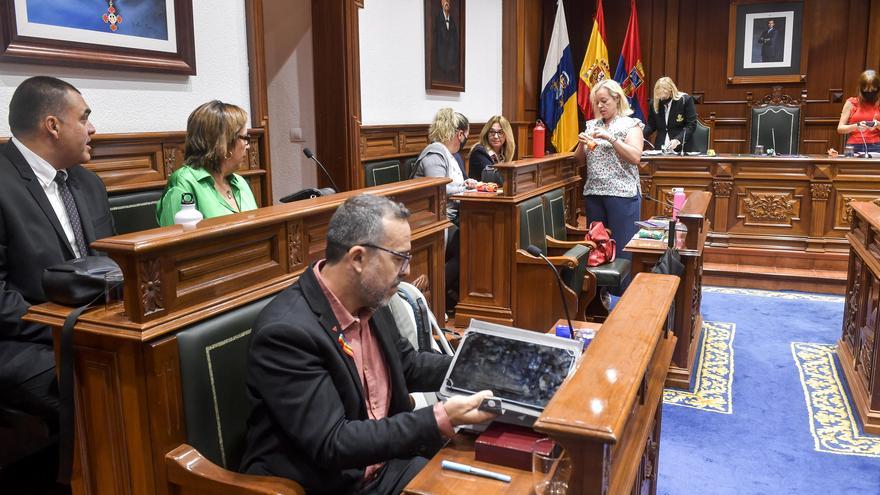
[747,87,804,155]
[402,157,418,180]
[364,159,402,187]
[541,188,631,319]
[166,296,304,495]
[685,115,713,154]
[108,189,163,234]
[516,196,592,325]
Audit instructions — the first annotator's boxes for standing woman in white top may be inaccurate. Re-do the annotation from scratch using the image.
[411,107,476,312]
[574,79,644,264]
[643,76,697,153]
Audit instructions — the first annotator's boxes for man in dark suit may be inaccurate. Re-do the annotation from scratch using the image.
[757,19,782,63]
[432,0,459,83]
[643,77,698,153]
[241,194,494,495]
[0,77,114,437]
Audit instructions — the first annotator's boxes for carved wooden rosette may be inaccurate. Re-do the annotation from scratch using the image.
[712,180,733,198]
[163,145,177,175]
[811,182,832,201]
[138,258,164,316]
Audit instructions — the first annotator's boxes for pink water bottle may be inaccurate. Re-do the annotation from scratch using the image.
[672,187,686,220]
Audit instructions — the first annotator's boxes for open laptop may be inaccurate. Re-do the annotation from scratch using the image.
[439,319,582,426]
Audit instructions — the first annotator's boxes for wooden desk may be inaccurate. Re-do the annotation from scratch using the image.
[839,201,880,434]
[24,178,452,495]
[625,191,711,389]
[455,153,583,331]
[405,273,679,495]
[640,153,880,293]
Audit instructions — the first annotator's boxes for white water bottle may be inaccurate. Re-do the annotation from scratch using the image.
[174,192,203,230]
[672,187,686,220]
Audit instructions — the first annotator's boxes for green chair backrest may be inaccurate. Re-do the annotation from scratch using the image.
[750,106,800,155]
[542,188,567,241]
[108,189,163,234]
[687,119,711,154]
[364,160,402,187]
[176,296,275,470]
[518,196,547,254]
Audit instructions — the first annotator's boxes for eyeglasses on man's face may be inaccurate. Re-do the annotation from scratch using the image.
[361,243,412,273]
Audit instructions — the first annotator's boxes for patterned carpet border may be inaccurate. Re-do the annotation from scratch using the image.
[703,286,844,303]
[791,342,880,458]
[663,321,735,414]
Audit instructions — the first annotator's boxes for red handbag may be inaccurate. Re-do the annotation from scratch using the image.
[585,221,616,266]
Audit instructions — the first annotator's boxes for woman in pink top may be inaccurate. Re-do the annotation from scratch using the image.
[838,70,880,154]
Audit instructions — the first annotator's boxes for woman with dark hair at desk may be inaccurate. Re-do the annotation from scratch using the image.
[643,77,696,153]
[838,69,880,154]
[468,115,516,182]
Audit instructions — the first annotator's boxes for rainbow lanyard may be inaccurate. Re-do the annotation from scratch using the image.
[336,332,355,358]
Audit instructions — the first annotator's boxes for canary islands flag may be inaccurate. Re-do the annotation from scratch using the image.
[578,0,610,120]
[540,0,578,153]
[613,0,647,122]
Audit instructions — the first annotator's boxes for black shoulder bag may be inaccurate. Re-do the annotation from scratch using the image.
[42,256,122,483]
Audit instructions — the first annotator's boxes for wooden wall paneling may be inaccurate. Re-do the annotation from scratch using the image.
[145,336,186,495]
[245,0,272,204]
[312,0,363,192]
[503,0,543,158]
[867,0,880,67]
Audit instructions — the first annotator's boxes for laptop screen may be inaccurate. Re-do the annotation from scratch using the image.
[444,331,578,410]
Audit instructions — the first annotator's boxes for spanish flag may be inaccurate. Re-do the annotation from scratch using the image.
[577,0,610,120]
[613,0,648,122]
[540,0,579,153]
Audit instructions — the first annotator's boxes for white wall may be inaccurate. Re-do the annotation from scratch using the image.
[0,0,251,136]
[263,0,317,203]
[359,0,503,124]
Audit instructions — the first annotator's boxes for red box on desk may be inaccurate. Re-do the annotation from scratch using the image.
[474,422,551,471]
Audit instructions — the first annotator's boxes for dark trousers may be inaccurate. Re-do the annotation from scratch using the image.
[355,456,429,495]
[0,341,59,430]
[445,226,460,313]
[584,194,641,262]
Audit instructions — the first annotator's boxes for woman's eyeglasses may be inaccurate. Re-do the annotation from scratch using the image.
[236,134,250,143]
[488,130,505,137]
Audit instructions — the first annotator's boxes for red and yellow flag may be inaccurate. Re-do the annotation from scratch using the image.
[577,0,611,120]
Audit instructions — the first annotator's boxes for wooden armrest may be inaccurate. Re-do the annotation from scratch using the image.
[546,235,596,250]
[166,444,306,495]
[565,223,588,237]
[515,249,578,269]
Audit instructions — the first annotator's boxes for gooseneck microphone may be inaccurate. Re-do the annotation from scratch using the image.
[525,245,575,340]
[770,128,777,156]
[679,127,687,156]
[303,147,340,192]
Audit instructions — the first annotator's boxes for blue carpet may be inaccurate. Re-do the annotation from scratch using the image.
[657,287,880,495]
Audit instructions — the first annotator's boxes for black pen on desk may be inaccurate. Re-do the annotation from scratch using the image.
[440,460,512,483]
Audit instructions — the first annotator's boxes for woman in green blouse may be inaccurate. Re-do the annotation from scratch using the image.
[156,100,258,226]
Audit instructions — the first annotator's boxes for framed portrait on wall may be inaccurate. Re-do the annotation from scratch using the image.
[0,0,196,74]
[424,0,465,92]
[726,0,806,84]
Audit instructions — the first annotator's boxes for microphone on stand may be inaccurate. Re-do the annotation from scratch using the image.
[303,147,340,192]
[770,128,777,156]
[525,245,575,341]
[680,127,688,156]
[859,124,870,158]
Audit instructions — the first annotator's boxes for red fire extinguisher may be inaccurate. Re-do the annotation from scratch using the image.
[533,120,546,158]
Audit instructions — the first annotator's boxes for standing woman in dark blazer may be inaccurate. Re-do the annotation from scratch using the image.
[643,77,697,152]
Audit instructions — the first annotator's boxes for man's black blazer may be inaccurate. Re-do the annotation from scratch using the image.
[0,140,114,348]
[241,263,452,495]
[643,94,698,151]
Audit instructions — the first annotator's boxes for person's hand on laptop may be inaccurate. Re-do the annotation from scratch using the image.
[444,390,498,425]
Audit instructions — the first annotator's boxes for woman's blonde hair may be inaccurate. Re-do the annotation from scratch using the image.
[475,115,516,161]
[428,107,469,143]
[590,79,632,118]
[184,100,249,174]
[651,76,686,113]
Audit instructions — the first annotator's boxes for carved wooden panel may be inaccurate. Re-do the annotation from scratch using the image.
[172,226,286,309]
[287,221,305,270]
[838,192,880,229]
[735,187,803,229]
[86,141,167,191]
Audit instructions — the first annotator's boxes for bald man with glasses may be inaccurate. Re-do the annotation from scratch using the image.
[241,194,495,495]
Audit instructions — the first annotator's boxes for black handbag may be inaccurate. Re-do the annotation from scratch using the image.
[42,256,122,483]
[42,256,121,306]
